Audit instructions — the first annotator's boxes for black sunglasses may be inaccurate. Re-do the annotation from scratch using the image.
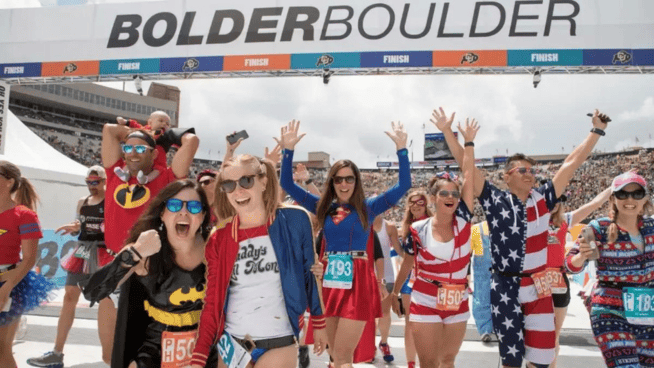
[220,175,257,193]
[508,166,536,175]
[614,189,647,200]
[86,180,101,186]
[333,176,355,184]
[436,190,461,198]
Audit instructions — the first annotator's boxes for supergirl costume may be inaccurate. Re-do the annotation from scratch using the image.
[280,148,411,321]
[0,205,54,326]
[566,217,654,368]
[403,202,473,324]
[191,207,326,367]
[83,247,217,368]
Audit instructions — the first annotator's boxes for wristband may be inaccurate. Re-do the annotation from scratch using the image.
[590,127,605,136]
[464,142,475,147]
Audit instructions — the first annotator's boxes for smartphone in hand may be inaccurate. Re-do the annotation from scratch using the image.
[227,130,249,145]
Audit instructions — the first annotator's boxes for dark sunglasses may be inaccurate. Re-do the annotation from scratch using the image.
[508,166,536,175]
[409,199,426,206]
[614,189,647,200]
[436,190,461,199]
[199,178,215,187]
[165,198,203,214]
[86,180,101,186]
[333,176,355,184]
[121,144,153,154]
[220,175,257,193]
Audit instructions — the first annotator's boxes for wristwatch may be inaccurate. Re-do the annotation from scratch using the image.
[120,249,139,267]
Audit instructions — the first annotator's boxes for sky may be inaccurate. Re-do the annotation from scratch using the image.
[3,0,654,168]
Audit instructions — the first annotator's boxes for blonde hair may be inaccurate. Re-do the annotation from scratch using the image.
[214,155,280,222]
[607,195,654,243]
[0,160,39,211]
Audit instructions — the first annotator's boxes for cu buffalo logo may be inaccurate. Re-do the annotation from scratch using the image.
[461,52,479,65]
[63,63,78,74]
[612,50,632,64]
[316,54,334,67]
[182,58,199,71]
[113,184,150,209]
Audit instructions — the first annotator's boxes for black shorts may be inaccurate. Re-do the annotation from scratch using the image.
[552,274,571,308]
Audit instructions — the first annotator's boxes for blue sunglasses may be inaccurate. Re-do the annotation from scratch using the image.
[121,144,153,154]
[165,199,203,214]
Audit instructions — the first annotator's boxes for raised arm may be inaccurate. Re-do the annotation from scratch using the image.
[101,123,131,168]
[552,110,610,197]
[221,136,243,168]
[170,131,200,179]
[431,108,485,197]
[277,120,319,212]
[569,187,612,226]
[457,118,480,212]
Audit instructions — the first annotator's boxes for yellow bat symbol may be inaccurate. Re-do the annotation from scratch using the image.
[0,229,7,236]
[169,286,206,306]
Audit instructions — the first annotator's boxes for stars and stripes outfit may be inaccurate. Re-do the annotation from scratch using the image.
[403,201,472,324]
[566,218,654,368]
[480,180,558,368]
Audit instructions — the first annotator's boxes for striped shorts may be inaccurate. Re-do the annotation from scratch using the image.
[409,278,470,324]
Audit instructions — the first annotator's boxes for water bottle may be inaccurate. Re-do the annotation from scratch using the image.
[581,227,600,261]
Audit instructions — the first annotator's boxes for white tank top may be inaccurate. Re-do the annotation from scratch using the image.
[376,220,395,282]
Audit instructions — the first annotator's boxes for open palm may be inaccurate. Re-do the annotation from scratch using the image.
[430,107,455,131]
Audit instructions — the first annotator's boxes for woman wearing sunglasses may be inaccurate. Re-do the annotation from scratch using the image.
[397,190,432,368]
[190,154,327,368]
[277,120,411,368]
[386,120,478,368]
[0,161,54,368]
[566,171,654,368]
[84,179,217,368]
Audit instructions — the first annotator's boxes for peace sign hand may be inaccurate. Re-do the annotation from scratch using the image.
[457,118,480,143]
[384,121,407,150]
[430,107,456,131]
[274,119,306,151]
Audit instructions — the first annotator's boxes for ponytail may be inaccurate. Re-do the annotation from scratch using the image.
[0,160,39,211]
[607,200,619,244]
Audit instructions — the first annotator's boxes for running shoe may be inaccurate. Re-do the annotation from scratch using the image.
[298,345,310,368]
[408,362,416,368]
[481,333,493,343]
[26,351,64,368]
[378,342,394,362]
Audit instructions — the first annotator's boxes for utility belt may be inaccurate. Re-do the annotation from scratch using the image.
[417,275,468,288]
[322,250,367,260]
[143,300,201,327]
[232,334,296,351]
[490,268,533,278]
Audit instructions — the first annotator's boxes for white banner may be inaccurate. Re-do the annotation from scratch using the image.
[0,81,8,155]
[0,0,653,64]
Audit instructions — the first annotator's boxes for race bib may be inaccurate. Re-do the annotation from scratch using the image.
[323,254,353,290]
[547,269,567,295]
[74,243,92,260]
[161,330,197,368]
[217,332,251,368]
[436,284,466,311]
[623,288,654,325]
[531,270,552,299]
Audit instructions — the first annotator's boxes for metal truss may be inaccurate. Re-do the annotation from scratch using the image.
[3,65,654,85]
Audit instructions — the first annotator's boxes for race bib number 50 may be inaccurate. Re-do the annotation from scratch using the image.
[323,254,353,289]
[161,330,197,368]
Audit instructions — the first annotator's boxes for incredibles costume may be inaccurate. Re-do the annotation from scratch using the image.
[280,148,411,321]
[0,205,54,326]
[83,250,217,368]
[566,218,654,368]
[192,207,326,367]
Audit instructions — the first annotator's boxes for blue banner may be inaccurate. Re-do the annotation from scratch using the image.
[35,230,79,289]
[493,156,508,164]
[159,56,223,73]
[583,49,634,66]
[377,162,392,168]
[291,53,360,69]
[99,58,160,75]
[634,49,654,66]
[0,63,41,78]
[360,51,432,68]
[508,50,583,66]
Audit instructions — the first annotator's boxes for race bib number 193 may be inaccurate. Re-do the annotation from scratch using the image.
[323,254,353,290]
[217,332,251,368]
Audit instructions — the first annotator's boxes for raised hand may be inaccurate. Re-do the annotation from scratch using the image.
[294,163,310,183]
[384,121,408,150]
[264,143,282,165]
[133,229,162,258]
[457,118,480,143]
[591,109,610,130]
[226,134,244,154]
[274,119,306,151]
[430,107,456,131]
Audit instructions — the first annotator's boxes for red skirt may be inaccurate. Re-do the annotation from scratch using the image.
[322,257,382,321]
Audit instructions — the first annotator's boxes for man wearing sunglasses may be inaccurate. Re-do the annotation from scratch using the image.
[433,108,610,368]
[27,166,114,368]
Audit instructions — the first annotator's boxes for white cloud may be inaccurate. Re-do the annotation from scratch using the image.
[618,96,654,122]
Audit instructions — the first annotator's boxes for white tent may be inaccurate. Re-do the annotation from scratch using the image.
[0,110,90,229]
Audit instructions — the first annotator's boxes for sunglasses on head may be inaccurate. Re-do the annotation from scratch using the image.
[220,175,258,193]
[199,178,215,187]
[165,198,203,214]
[333,176,355,184]
[86,180,101,186]
[508,166,536,175]
[614,189,647,200]
[436,190,461,199]
[121,144,153,154]
[409,198,426,206]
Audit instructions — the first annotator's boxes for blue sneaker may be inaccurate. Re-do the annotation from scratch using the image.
[26,351,64,368]
[379,342,394,362]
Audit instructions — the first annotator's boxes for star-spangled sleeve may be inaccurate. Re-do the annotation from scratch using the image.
[456,200,473,224]
[478,180,496,203]
[534,179,559,212]
[403,229,418,256]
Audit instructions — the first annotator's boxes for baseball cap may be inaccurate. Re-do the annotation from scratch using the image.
[611,171,647,192]
[86,165,106,180]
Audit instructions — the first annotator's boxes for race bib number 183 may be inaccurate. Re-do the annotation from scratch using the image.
[623,288,654,326]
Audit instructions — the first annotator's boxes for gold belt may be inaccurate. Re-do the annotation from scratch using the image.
[143,300,201,327]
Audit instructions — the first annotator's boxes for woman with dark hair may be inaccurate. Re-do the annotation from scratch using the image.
[84,179,216,368]
[190,154,327,368]
[397,190,432,368]
[277,120,411,368]
[566,171,654,368]
[0,160,54,368]
[386,120,478,368]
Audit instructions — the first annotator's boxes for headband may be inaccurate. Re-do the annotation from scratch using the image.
[125,130,156,148]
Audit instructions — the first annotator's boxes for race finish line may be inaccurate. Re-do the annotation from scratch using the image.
[1,0,654,85]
